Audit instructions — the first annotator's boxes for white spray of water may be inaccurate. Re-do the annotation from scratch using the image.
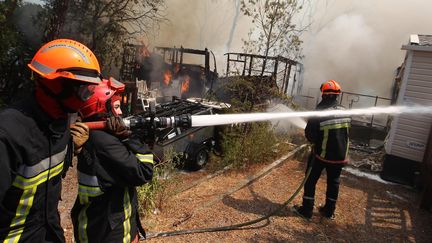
[191,105,432,127]
[267,104,307,130]
[342,167,395,185]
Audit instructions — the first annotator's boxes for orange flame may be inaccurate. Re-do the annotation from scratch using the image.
[163,69,172,86]
[181,75,190,94]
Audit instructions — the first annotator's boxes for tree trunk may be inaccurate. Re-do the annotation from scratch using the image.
[43,0,70,42]
[260,21,273,77]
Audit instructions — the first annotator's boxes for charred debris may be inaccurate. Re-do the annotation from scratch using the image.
[119,44,218,108]
[117,43,392,172]
[118,44,304,110]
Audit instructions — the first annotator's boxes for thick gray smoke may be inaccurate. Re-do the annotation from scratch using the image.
[22,0,432,101]
[146,0,251,73]
[145,0,432,100]
[302,0,432,98]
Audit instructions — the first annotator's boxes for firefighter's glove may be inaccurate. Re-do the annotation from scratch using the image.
[70,122,89,155]
[106,116,131,139]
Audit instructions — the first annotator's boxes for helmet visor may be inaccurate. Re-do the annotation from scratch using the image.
[74,84,96,102]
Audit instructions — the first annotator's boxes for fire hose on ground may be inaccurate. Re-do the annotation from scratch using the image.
[143,144,312,240]
[171,144,308,227]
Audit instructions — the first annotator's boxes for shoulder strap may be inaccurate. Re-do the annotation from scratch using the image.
[136,210,146,240]
[62,139,74,178]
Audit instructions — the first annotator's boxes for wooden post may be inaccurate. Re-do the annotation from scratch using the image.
[226,53,230,77]
[248,56,253,76]
[284,64,292,94]
[281,62,288,93]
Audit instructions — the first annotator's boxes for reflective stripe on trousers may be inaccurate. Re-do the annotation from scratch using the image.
[78,205,90,243]
[77,172,103,242]
[123,190,132,243]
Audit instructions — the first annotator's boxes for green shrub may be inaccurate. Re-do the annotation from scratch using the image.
[215,76,301,168]
[137,147,182,216]
[220,122,278,168]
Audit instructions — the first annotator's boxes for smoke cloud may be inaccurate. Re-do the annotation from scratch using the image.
[302,0,432,98]
[145,0,432,100]
[145,0,251,73]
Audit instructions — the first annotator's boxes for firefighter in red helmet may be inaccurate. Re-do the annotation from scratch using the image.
[0,39,100,242]
[71,79,154,243]
[293,80,351,220]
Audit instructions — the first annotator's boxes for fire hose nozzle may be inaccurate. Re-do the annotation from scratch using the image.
[124,114,192,130]
[174,114,192,128]
[80,114,193,130]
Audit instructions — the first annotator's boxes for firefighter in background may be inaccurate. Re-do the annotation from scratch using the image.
[0,39,101,242]
[293,80,351,220]
[71,79,154,243]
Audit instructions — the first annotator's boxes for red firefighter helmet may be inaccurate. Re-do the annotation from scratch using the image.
[78,78,125,119]
[320,80,342,95]
[29,39,103,113]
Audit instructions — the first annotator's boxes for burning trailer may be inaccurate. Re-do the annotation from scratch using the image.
[118,44,225,170]
[115,93,228,170]
[135,97,226,170]
[120,44,218,107]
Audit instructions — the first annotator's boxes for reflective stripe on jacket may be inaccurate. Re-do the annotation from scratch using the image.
[305,99,351,164]
[0,97,71,242]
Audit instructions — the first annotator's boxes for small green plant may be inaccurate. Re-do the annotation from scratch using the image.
[137,147,182,216]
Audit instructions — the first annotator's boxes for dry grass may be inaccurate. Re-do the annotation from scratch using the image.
[60,148,432,242]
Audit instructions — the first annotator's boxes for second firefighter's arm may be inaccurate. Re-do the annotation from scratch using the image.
[0,135,13,202]
[91,131,154,188]
[304,118,319,144]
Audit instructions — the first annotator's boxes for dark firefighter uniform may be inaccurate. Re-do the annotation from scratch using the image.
[0,96,72,242]
[71,130,154,243]
[302,98,351,216]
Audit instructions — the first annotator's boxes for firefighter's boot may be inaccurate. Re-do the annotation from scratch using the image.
[318,199,336,219]
[292,198,314,220]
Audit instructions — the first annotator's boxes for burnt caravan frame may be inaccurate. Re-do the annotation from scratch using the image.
[224,52,302,96]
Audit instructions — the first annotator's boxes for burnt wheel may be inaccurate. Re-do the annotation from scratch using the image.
[188,147,209,171]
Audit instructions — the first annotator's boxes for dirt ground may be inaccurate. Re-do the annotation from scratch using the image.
[59,148,432,242]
